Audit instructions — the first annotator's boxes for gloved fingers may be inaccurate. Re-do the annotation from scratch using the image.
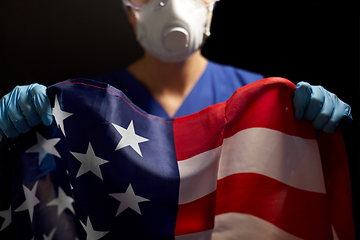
[293,81,312,120]
[322,96,353,133]
[28,84,53,126]
[294,82,352,133]
[0,93,20,138]
[311,88,335,130]
[303,85,326,122]
[17,85,42,127]
[0,84,52,139]
[339,105,353,127]
[8,86,32,133]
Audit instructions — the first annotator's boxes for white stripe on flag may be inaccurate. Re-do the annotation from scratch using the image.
[212,213,303,240]
[175,229,213,240]
[178,127,325,207]
[177,147,221,204]
[219,127,326,193]
[177,127,325,206]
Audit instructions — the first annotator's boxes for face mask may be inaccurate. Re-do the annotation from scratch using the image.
[128,0,215,63]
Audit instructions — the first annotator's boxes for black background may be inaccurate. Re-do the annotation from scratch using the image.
[1,0,359,237]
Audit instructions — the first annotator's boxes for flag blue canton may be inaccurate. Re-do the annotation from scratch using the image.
[0,79,180,240]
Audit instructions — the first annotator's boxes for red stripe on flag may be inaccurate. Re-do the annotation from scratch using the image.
[173,103,225,161]
[317,131,355,240]
[224,78,316,139]
[175,191,217,236]
[216,173,333,240]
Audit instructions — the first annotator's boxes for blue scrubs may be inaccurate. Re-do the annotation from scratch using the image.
[95,60,264,118]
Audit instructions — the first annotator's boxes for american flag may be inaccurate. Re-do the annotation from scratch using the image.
[0,78,355,239]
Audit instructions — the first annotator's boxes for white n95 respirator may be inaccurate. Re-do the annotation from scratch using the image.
[124,0,215,63]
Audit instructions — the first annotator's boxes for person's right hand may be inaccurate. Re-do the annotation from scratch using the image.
[0,84,53,140]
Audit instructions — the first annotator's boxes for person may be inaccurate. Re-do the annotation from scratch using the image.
[0,0,353,140]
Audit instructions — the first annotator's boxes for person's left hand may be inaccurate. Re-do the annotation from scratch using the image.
[293,81,352,133]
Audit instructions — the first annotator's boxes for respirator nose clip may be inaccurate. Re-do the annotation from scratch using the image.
[163,27,189,52]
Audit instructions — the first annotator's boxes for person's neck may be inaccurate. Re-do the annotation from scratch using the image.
[127,50,208,117]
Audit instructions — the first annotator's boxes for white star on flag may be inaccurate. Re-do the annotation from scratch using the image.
[47,187,75,216]
[43,227,57,240]
[80,216,109,240]
[25,132,61,165]
[14,181,40,222]
[112,120,149,157]
[52,94,73,136]
[0,205,11,231]
[70,142,109,180]
[109,184,150,216]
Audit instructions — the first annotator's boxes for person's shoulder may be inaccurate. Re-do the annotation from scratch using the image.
[207,60,264,84]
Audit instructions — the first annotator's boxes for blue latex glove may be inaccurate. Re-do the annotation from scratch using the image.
[0,84,53,139]
[293,81,352,133]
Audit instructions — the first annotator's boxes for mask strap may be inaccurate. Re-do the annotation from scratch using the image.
[204,3,214,37]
